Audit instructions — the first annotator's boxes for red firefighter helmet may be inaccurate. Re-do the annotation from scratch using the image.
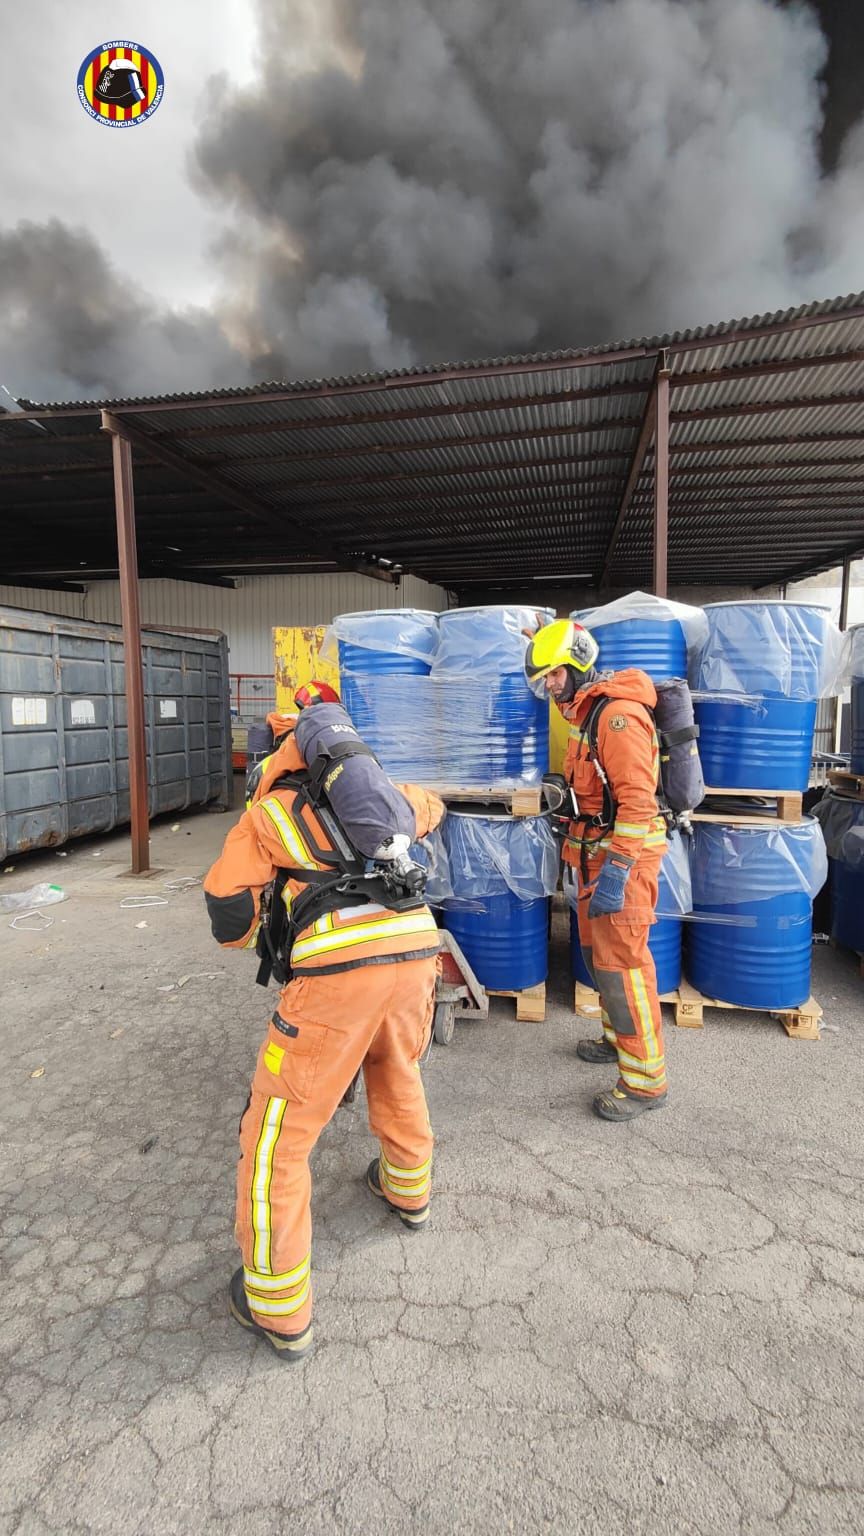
[294,679,341,710]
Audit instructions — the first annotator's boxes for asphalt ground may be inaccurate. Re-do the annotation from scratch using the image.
[1,805,863,1535]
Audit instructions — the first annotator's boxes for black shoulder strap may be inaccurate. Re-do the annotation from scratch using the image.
[583,695,611,758]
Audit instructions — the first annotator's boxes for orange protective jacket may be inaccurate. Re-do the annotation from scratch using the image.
[204,732,445,975]
[558,669,666,867]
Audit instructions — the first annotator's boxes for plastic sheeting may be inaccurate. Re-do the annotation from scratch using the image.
[696,602,847,700]
[417,811,560,906]
[321,609,439,667]
[812,791,864,863]
[689,820,827,906]
[432,606,554,677]
[339,675,547,785]
[572,591,708,677]
[850,624,864,681]
[562,829,692,916]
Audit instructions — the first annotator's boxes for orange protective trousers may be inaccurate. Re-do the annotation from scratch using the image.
[236,956,438,1335]
[575,846,667,1098]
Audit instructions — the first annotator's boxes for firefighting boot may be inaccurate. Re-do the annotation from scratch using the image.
[593,1086,668,1122]
[366,1158,429,1231]
[228,1269,314,1360]
[576,1037,618,1064]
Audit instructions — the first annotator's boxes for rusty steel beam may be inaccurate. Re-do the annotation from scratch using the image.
[840,554,853,631]
[122,347,864,446]
[169,379,652,442]
[757,536,864,586]
[630,489,864,512]
[102,413,150,876]
[8,295,864,426]
[0,575,88,593]
[653,368,670,598]
[212,413,645,474]
[669,429,864,458]
[672,389,864,427]
[91,413,396,586]
[600,356,665,586]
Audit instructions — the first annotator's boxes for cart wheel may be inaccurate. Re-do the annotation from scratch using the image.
[433,1001,456,1046]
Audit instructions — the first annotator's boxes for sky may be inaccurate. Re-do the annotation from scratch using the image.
[0,0,862,402]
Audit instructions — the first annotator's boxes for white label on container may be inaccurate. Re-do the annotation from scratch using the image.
[12,697,48,726]
[159,699,178,720]
[71,699,96,727]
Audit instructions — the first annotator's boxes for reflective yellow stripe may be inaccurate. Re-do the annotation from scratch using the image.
[383,1178,431,1199]
[292,910,439,962]
[614,822,649,838]
[251,1097,287,1273]
[620,1067,667,1092]
[381,1153,432,1179]
[260,797,321,869]
[246,1277,311,1317]
[244,1256,310,1292]
[629,967,662,1067]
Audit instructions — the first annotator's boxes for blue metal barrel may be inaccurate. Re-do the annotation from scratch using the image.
[571,610,687,682]
[685,822,822,1009]
[817,798,860,952]
[433,607,550,785]
[337,609,439,780]
[569,850,683,995]
[850,626,864,775]
[695,602,830,791]
[441,810,549,990]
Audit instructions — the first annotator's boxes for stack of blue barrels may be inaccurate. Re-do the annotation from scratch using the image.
[684,601,835,1007]
[439,810,556,992]
[431,606,552,786]
[335,609,440,780]
[694,602,832,792]
[850,625,864,775]
[332,604,556,994]
[686,821,826,1008]
[568,597,691,993]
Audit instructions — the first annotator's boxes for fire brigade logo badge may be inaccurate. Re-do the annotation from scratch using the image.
[77,41,164,127]
[609,714,628,730]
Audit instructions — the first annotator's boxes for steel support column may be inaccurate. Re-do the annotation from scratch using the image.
[102,411,149,874]
[653,367,671,598]
[835,553,854,752]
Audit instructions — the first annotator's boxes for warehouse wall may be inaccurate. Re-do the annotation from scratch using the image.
[456,582,784,615]
[0,572,448,677]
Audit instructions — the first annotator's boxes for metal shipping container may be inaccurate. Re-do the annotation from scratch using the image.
[0,606,232,859]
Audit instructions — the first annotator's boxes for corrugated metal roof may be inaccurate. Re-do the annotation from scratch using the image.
[3,291,864,592]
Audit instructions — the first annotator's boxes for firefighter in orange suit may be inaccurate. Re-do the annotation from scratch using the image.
[204,686,445,1360]
[525,621,667,1122]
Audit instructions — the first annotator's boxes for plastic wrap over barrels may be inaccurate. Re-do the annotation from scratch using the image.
[850,625,864,775]
[570,609,687,683]
[432,606,551,785]
[815,791,864,954]
[440,811,549,991]
[694,603,831,791]
[569,859,683,996]
[685,820,824,1009]
[337,609,440,780]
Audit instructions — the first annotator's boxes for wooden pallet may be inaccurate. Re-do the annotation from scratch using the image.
[827,769,864,800]
[487,982,546,1022]
[574,978,821,1040]
[692,786,804,825]
[430,784,542,817]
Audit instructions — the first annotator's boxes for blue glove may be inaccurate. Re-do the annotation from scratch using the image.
[588,855,634,917]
